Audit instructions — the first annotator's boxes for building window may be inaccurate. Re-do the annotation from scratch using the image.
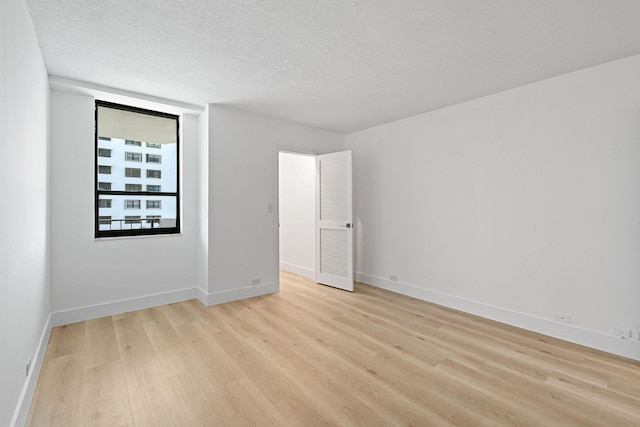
[146,154,162,164]
[125,152,142,162]
[125,215,141,225]
[95,100,180,237]
[99,215,112,230]
[147,169,161,179]
[125,200,141,209]
[98,148,111,157]
[146,215,161,226]
[125,167,141,178]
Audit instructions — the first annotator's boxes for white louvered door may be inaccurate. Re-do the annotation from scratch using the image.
[316,150,353,291]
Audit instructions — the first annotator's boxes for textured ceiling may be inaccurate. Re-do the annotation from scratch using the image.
[26,0,640,133]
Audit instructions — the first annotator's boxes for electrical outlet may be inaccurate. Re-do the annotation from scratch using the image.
[611,326,632,338]
[554,313,571,324]
[26,358,31,378]
[251,278,261,286]
[390,275,398,282]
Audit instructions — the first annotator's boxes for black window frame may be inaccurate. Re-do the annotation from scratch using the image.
[95,100,180,238]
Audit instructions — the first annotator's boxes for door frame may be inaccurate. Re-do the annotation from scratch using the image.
[275,149,318,289]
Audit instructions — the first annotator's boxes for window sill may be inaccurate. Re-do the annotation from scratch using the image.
[94,232,183,241]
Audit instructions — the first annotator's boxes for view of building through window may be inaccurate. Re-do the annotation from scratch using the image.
[97,137,177,232]
[95,101,179,237]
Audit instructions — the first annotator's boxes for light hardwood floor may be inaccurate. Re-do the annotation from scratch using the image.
[27,271,640,426]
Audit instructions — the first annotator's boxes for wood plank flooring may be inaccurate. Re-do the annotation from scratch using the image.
[27,271,640,426]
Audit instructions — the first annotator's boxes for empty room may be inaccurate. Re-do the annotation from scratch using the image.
[3,0,640,425]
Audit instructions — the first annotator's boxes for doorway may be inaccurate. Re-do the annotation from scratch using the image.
[278,151,317,280]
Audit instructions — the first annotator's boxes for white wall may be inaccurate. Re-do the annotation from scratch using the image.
[346,54,640,360]
[197,105,210,297]
[204,106,343,302]
[279,152,316,279]
[49,90,200,320]
[1,0,51,424]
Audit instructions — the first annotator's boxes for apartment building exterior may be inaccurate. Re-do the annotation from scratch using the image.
[97,137,177,231]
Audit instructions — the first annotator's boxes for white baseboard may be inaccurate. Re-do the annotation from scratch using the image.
[196,287,209,306]
[50,281,279,325]
[279,262,315,280]
[11,313,52,427]
[51,287,198,326]
[356,272,640,361]
[198,282,279,306]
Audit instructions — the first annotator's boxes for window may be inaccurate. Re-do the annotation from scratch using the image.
[95,101,180,237]
[146,154,162,164]
[125,167,141,178]
[99,216,112,230]
[125,152,142,162]
[147,169,161,179]
[125,215,141,225]
[125,200,141,209]
[146,215,161,225]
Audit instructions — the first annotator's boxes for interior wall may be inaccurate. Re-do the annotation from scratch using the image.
[49,90,199,315]
[1,0,51,424]
[278,152,316,279]
[346,54,640,359]
[206,106,343,301]
[197,104,210,296]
